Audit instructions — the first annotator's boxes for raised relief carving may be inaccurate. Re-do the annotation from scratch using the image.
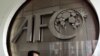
[49,9,86,39]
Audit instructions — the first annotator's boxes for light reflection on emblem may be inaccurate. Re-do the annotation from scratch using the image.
[49,9,84,39]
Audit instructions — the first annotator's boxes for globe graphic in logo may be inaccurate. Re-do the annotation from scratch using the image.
[49,9,83,39]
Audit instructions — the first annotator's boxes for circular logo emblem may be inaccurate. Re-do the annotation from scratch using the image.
[49,9,83,39]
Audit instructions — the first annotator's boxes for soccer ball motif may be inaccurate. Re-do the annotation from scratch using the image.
[49,9,83,39]
[54,9,82,35]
